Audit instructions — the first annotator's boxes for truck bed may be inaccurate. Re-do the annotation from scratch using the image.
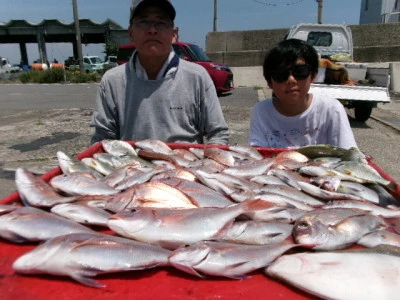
[310,83,390,102]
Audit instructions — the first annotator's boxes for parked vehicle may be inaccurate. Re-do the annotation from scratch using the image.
[0,57,21,73]
[286,23,390,122]
[117,42,234,95]
[104,56,118,68]
[66,56,104,73]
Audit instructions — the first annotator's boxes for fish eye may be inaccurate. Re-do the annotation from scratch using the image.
[296,221,310,229]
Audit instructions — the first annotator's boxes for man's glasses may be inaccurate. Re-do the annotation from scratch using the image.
[133,20,173,31]
[271,64,312,83]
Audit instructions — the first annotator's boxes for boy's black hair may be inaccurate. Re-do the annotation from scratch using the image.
[263,38,319,84]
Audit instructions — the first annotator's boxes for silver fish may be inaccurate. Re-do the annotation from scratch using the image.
[135,139,173,155]
[57,151,103,180]
[102,140,137,156]
[266,245,400,300]
[15,168,77,207]
[81,157,115,176]
[13,233,171,288]
[108,199,274,250]
[169,238,297,279]
[51,203,112,227]
[228,145,264,160]
[293,208,387,250]
[50,172,118,196]
[0,206,94,243]
[217,220,293,245]
[358,230,400,248]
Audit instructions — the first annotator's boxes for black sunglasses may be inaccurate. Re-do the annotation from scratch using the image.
[271,64,312,83]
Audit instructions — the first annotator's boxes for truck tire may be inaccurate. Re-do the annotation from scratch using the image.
[354,105,373,122]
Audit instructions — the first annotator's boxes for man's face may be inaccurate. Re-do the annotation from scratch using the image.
[129,6,174,60]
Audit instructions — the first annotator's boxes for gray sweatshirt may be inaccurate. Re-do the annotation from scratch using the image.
[91,53,229,145]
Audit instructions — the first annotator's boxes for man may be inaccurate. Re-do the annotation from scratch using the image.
[90,0,229,145]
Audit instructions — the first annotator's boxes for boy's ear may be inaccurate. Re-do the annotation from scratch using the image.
[310,73,317,83]
[267,81,273,89]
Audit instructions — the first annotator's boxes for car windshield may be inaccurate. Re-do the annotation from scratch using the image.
[89,57,103,64]
[187,44,211,62]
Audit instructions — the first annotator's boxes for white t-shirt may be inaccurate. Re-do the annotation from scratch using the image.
[248,94,357,149]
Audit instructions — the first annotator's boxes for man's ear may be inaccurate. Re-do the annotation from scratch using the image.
[128,26,135,43]
[267,81,273,89]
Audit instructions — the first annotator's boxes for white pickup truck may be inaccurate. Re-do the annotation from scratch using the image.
[286,23,390,122]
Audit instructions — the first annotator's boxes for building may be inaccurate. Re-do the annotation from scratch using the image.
[360,0,400,24]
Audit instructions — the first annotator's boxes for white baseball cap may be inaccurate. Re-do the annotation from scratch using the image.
[130,0,176,22]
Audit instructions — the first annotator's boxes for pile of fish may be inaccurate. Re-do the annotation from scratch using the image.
[1,139,400,298]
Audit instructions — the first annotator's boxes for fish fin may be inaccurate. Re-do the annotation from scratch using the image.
[71,272,105,288]
[242,199,274,211]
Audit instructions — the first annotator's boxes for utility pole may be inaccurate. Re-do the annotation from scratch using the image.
[316,0,323,24]
[72,0,84,73]
[213,0,218,32]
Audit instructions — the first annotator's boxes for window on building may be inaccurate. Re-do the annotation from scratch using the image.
[365,0,369,11]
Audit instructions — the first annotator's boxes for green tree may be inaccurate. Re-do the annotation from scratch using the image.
[103,43,119,60]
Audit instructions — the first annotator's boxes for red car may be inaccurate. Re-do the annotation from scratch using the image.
[117,42,234,95]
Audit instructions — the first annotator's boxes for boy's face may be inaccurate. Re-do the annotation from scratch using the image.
[268,58,316,105]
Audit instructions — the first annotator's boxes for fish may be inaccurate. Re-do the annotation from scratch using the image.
[108,199,274,250]
[57,151,103,180]
[169,238,297,279]
[13,233,171,288]
[297,181,366,201]
[49,172,118,196]
[102,139,137,156]
[222,159,274,178]
[15,168,77,207]
[228,145,264,160]
[135,139,173,155]
[216,220,293,245]
[81,157,115,176]
[357,230,400,248]
[295,144,349,159]
[157,177,234,208]
[105,181,198,212]
[0,206,95,243]
[50,203,112,227]
[266,245,400,300]
[292,208,387,250]
[333,161,392,186]
[322,199,400,218]
[203,147,236,167]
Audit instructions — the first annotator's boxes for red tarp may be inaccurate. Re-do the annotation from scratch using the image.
[1,142,399,299]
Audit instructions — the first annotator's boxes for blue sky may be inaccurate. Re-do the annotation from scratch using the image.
[0,0,362,64]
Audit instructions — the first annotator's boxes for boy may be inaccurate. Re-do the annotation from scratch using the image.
[248,39,357,149]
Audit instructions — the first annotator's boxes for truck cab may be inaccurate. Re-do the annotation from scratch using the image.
[286,23,353,60]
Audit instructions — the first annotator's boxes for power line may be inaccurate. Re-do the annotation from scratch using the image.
[252,0,306,7]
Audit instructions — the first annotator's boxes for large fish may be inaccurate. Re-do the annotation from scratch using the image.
[216,220,293,245]
[292,208,387,250]
[266,245,400,300]
[15,168,77,207]
[13,233,171,288]
[108,199,274,250]
[169,238,297,279]
[49,172,118,196]
[0,206,94,243]
[105,181,198,212]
